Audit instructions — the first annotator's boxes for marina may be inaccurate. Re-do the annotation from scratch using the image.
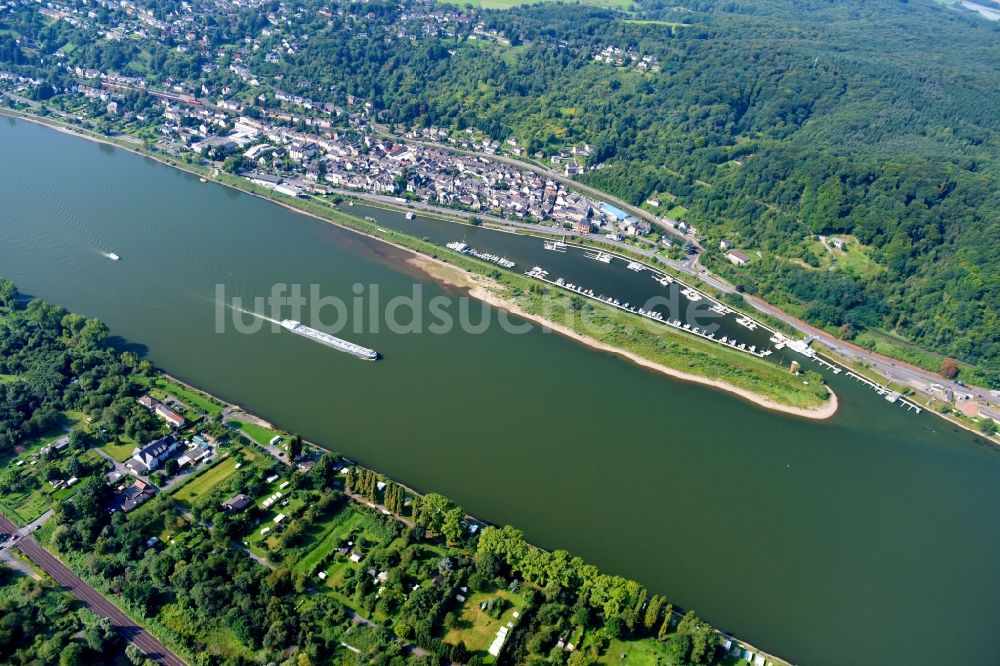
[845,371,923,413]
[446,241,516,269]
[475,236,924,425]
[523,268,774,359]
[543,240,568,252]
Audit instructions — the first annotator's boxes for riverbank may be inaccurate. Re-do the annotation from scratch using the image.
[147,375,795,666]
[1,107,835,417]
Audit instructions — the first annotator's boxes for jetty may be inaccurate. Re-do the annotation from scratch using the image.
[446,241,515,269]
[845,371,923,413]
[652,273,674,286]
[584,249,613,264]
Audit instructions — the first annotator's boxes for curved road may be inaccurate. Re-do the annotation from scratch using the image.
[0,514,187,666]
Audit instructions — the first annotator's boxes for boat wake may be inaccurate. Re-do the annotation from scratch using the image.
[230,305,281,326]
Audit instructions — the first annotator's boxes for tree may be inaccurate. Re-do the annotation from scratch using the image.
[442,507,464,546]
[939,358,959,379]
[69,428,93,452]
[657,604,673,641]
[0,278,18,308]
[663,633,691,665]
[643,595,666,634]
[78,319,109,348]
[981,419,998,436]
[85,617,117,653]
[415,493,452,533]
[59,643,86,666]
[476,551,502,580]
[125,644,146,665]
[288,434,303,460]
[605,614,624,639]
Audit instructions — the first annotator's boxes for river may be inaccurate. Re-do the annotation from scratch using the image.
[2,117,999,666]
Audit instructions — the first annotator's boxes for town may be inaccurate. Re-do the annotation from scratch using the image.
[0,0,705,250]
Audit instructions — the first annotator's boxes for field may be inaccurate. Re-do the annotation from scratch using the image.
[443,589,528,654]
[169,454,245,506]
[807,235,883,279]
[0,449,101,526]
[294,507,365,576]
[230,420,282,447]
[0,489,53,526]
[246,488,307,553]
[99,435,138,463]
[665,205,688,219]
[152,377,224,417]
[0,373,18,384]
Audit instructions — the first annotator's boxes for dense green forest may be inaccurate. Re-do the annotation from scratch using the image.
[1,0,997,384]
[0,565,125,665]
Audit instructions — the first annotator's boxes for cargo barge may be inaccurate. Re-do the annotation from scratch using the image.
[280,320,379,360]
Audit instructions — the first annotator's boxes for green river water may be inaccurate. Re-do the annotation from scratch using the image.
[1,117,999,665]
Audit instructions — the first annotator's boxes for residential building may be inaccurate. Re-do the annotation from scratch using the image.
[154,402,186,428]
[221,494,253,511]
[726,250,750,266]
[130,434,182,473]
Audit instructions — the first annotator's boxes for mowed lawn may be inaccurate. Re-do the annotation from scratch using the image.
[229,420,282,447]
[595,638,670,665]
[170,455,246,506]
[444,589,527,653]
[294,508,364,576]
[100,436,138,463]
[153,378,224,417]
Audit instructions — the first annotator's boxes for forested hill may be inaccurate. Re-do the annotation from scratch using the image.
[369,0,1000,384]
[2,0,998,383]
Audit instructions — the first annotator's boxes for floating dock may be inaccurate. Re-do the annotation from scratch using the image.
[845,371,922,413]
[447,241,515,269]
[523,270,774,359]
[280,320,378,361]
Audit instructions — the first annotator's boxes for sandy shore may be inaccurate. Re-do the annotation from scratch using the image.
[4,108,838,421]
[407,255,839,420]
